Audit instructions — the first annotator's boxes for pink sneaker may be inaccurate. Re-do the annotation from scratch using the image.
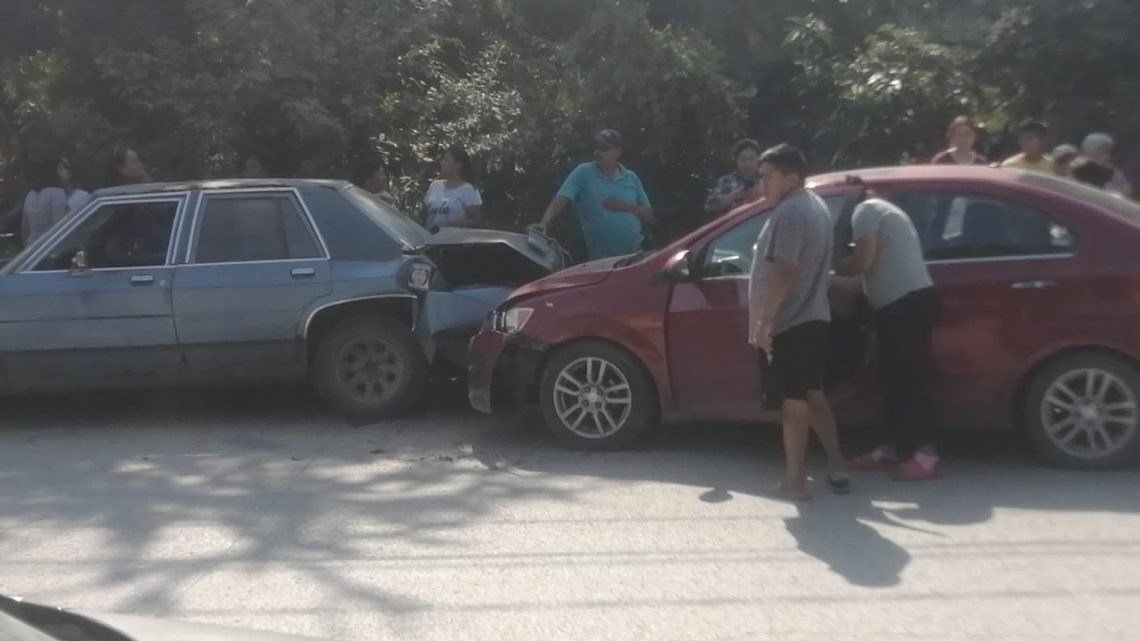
[850,447,897,472]
[893,453,943,481]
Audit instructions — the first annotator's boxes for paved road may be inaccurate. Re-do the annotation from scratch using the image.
[1,388,1138,641]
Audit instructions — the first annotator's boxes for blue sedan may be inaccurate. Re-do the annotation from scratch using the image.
[0,179,563,418]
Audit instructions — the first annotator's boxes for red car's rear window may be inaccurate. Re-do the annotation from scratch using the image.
[1020,172,1140,222]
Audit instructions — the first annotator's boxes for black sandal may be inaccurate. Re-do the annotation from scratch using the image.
[827,476,852,495]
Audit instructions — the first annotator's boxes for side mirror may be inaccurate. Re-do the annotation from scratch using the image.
[663,250,694,282]
[69,250,89,273]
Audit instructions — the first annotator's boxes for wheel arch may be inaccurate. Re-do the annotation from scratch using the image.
[303,295,418,364]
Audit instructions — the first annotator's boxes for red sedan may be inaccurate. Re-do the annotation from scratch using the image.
[469,166,1140,469]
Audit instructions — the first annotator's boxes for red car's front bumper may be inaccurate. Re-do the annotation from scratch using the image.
[467,329,548,414]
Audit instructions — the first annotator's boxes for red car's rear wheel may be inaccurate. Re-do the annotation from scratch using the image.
[1024,352,1140,470]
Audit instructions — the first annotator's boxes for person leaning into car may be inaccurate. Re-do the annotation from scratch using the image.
[836,194,942,481]
[534,129,654,261]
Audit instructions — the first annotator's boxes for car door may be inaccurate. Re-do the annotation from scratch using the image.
[663,188,859,421]
[172,189,332,378]
[0,196,185,391]
[887,187,1082,427]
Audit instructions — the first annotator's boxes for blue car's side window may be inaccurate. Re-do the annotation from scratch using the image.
[34,201,179,272]
[193,195,323,264]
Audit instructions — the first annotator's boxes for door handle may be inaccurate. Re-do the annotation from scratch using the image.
[1010,280,1056,290]
[291,267,316,278]
[129,274,156,285]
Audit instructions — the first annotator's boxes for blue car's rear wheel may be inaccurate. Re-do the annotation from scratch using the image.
[313,314,429,419]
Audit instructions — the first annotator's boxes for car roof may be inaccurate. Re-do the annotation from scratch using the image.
[808,164,1033,188]
[93,178,351,197]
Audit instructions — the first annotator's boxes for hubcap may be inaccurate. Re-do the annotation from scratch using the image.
[552,357,633,439]
[1041,368,1138,460]
[337,337,404,403]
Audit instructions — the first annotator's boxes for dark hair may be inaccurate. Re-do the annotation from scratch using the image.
[1071,157,1115,189]
[759,143,808,178]
[29,157,62,191]
[947,115,976,137]
[1018,119,1049,136]
[733,139,762,160]
[353,156,386,188]
[105,147,133,187]
[443,143,473,182]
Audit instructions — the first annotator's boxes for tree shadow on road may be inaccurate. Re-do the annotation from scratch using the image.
[2,387,1139,623]
[0,387,577,630]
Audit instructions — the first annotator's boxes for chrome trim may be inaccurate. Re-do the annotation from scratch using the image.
[926,253,1074,266]
[17,265,178,276]
[183,187,330,265]
[18,194,189,274]
[176,257,332,269]
[301,294,419,339]
[175,191,203,264]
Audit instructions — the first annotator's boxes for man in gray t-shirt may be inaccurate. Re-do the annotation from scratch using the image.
[838,197,941,480]
[746,144,848,501]
[748,190,833,335]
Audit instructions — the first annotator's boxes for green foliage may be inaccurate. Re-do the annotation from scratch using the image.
[2,0,1139,242]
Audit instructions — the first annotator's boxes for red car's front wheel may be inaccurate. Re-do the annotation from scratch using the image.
[539,341,659,450]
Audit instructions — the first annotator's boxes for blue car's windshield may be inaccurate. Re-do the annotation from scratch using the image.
[342,186,430,249]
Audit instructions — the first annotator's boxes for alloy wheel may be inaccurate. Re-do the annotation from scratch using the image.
[1041,367,1139,460]
[551,357,634,439]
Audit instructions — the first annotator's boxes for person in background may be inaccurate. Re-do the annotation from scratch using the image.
[705,139,765,218]
[423,144,482,229]
[1081,133,1133,198]
[1000,119,1055,173]
[354,157,398,207]
[931,116,989,165]
[105,147,151,187]
[1052,144,1080,178]
[748,143,849,501]
[1070,156,1117,191]
[838,194,942,481]
[535,129,654,260]
[21,158,69,246]
[242,155,271,179]
[57,158,91,216]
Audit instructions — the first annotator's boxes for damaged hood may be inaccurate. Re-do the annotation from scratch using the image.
[508,255,624,301]
[421,228,564,273]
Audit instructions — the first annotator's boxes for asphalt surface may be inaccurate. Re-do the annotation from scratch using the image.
[1,387,1138,641]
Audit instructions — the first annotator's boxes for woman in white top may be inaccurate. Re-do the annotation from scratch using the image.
[422,144,482,229]
[22,159,70,246]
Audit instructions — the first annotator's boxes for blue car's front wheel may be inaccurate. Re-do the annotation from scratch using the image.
[313,314,429,419]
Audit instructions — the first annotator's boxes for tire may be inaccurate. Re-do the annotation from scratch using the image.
[1022,352,1140,470]
[539,341,659,451]
[312,314,429,419]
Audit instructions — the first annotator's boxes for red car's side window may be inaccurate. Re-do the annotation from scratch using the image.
[700,195,851,279]
[887,191,1075,261]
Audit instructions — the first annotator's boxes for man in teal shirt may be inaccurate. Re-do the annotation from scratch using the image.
[535,129,655,260]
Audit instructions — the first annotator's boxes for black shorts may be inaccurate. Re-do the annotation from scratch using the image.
[758,320,828,410]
